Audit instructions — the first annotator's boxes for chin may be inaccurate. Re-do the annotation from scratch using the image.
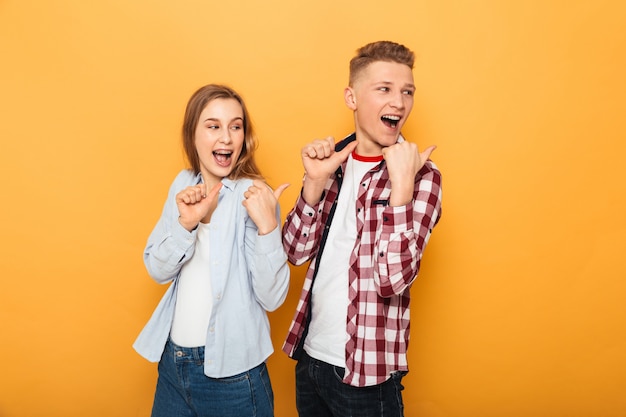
[378,133,401,146]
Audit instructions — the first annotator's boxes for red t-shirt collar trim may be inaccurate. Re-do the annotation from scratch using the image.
[352,150,383,163]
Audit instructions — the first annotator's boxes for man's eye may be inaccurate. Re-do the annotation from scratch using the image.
[403,90,414,96]
[379,87,390,92]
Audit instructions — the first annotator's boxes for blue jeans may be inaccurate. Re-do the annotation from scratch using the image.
[151,339,274,417]
[295,351,406,417]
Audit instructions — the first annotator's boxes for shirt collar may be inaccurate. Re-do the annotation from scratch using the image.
[195,172,235,191]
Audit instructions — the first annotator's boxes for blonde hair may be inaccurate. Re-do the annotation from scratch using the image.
[349,41,415,86]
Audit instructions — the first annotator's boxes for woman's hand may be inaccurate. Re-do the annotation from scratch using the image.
[243,180,290,235]
[176,183,222,231]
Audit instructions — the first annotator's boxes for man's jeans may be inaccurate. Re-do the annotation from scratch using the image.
[296,351,406,417]
[151,338,274,417]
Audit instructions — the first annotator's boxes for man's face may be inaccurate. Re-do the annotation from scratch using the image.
[346,61,415,155]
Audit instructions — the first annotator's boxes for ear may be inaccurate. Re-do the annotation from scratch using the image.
[344,87,357,110]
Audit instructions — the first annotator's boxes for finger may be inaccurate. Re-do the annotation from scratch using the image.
[196,184,206,198]
[331,140,357,164]
[322,137,335,156]
[303,145,323,159]
[251,179,268,190]
[178,191,196,204]
[420,145,437,161]
[188,185,204,202]
[273,183,290,200]
[303,141,322,158]
[302,137,335,159]
[312,140,332,159]
[205,182,222,201]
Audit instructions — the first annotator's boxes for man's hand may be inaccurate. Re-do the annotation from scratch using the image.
[383,142,436,206]
[301,137,357,205]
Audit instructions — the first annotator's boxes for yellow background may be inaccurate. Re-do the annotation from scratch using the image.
[1,0,625,416]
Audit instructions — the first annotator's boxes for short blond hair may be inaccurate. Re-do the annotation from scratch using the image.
[349,41,415,86]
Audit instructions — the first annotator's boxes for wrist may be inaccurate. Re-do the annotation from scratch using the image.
[257,222,277,236]
[302,176,327,206]
[178,216,198,232]
[389,182,414,207]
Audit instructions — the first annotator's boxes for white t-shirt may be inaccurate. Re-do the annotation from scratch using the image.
[170,222,213,347]
[304,153,380,367]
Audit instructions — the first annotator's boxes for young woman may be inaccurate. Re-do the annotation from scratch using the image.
[134,84,290,417]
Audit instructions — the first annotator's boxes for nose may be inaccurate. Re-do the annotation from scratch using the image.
[220,130,232,144]
[390,92,405,109]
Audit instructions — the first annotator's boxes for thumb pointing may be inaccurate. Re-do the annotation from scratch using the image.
[205,182,222,201]
[333,140,358,164]
[421,145,437,161]
[273,183,290,200]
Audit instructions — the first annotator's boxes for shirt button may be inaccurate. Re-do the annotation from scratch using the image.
[209,327,215,333]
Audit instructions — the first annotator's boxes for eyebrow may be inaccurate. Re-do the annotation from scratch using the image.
[376,81,416,89]
[202,116,244,123]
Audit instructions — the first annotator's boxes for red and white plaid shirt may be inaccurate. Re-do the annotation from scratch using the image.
[282,134,443,387]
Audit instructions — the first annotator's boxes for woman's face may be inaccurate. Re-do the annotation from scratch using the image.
[194,98,245,186]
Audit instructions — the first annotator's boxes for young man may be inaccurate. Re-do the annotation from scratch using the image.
[281,41,443,416]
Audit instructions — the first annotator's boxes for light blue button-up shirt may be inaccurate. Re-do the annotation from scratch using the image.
[134,170,289,378]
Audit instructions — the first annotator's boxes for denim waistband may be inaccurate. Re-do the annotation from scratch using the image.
[166,337,205,363]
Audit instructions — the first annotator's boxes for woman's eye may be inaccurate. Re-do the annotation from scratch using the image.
[231,125,243,130]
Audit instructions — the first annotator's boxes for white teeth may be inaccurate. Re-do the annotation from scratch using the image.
[383,115,400,121]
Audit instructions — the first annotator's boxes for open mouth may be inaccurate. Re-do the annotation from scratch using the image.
[381,115,400,128]
[213,150,233,166]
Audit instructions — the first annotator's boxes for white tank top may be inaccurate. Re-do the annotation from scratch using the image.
[170,222,214,347]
